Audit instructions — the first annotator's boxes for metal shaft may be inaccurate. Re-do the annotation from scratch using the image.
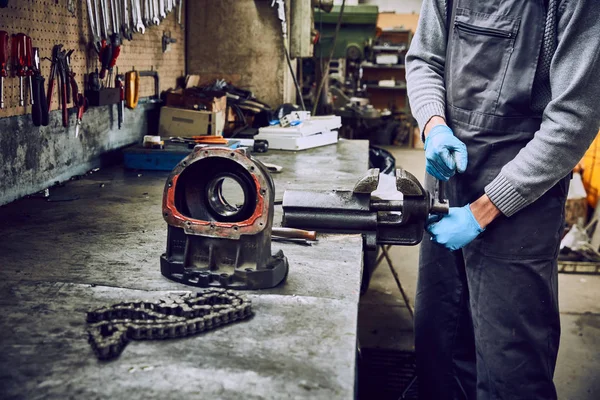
[29,75,34,105]
[370,200,404,212]
[0,76,4,109]
[19,76,24,106]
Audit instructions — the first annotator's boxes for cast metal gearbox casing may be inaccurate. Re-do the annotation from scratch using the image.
[160,147,288,289]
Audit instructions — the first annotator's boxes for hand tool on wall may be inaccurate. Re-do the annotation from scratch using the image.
[31,48,49,126]
[68,0,75,15]
[98,0,113,80]
[152,0,160,25]
[177,0,183,28]
[158,0,166,19]
[12,33,28,107]
[99,0,110,40]
[74,93,88,138]
[0,31,8,109]
[46,44,63,112]
[122,0,133,40]
[107,0,121,84]
[86,0,102,54]
[132,0,145,34]
[115,71,124,128]
[25,35,34,106]
[162,31,176,53]
[56,48,69,127]
[125,69,139,109]
[65,49,74,105]
[88,69,101,91]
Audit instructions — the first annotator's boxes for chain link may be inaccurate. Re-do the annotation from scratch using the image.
[86,288,253,360]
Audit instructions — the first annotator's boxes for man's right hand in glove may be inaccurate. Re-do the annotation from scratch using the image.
[424,122,468,181]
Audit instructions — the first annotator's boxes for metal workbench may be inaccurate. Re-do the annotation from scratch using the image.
[0,140,369,399]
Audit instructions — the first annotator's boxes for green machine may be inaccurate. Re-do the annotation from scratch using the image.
[314,5,379,61]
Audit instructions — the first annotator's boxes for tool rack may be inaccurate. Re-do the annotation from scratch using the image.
[0,0,185,119]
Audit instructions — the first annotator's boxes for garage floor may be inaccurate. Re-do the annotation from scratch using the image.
[358,147,600,400]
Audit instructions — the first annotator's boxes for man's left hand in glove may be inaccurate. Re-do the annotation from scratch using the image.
[427,204,485,250]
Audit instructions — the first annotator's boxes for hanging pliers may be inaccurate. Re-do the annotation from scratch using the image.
[31,48,49,126]
[46,44,63,112]
[55,48,69,127]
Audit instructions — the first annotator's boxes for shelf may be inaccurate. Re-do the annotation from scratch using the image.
[365,84,407,90]
[361,63,405,70]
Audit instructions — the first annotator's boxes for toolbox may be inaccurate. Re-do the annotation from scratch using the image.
[85,88,121,106]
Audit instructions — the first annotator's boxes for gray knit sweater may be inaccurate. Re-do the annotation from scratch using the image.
[406,0,600,216]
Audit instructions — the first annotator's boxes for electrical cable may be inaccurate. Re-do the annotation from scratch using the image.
[312,0,346,116]
[283,40,306,111]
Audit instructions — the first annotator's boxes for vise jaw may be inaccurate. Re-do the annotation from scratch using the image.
[282,168,448,248]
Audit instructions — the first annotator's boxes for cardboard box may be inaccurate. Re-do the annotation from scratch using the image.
[159,106,226,137]
[163,90,227,113]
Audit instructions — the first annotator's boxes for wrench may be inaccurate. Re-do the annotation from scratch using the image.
[159,0,166,19]
[143,0,150,25]
[122,0,133,40]
[133,0,145,33]
[152,0,160,25]
[100,0,110,39]
[86,0,102,53]
[177,0,183,28]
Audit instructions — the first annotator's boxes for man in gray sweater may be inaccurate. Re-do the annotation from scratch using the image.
[406,0,600,399]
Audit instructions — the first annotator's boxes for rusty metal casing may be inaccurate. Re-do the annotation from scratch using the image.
[161,147,288,289]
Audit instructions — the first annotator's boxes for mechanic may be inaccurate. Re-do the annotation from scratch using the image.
[405,1,600,399]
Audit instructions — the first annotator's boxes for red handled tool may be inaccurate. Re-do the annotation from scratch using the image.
[0,31,8,109]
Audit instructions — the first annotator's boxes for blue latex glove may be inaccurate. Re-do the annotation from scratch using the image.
[424,125,468,181]
[427,204,484,251]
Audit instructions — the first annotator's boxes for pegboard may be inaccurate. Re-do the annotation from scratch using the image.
[0,0,185,119]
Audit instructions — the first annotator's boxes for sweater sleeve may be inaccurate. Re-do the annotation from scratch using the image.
[485,0,600,217]
[405,0,448,135]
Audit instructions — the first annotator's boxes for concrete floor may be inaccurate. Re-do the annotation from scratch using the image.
[358,147,600,400]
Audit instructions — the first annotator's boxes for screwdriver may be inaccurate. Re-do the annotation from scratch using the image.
[0,31,8,109]
[115,72,124,129]
[25,35,34,105]
[12,33,27,107]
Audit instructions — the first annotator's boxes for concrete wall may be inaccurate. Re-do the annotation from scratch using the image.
[0,106,156,206]
[186,0,295,108]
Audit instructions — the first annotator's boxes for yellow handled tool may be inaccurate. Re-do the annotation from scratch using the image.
[125,70,139,109]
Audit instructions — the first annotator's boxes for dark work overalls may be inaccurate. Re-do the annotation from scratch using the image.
[415,1,569,399]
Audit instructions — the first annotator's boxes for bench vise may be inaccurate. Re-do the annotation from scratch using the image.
[282,168,448,250]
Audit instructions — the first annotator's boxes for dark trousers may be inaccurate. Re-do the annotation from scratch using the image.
[415,178,568,400]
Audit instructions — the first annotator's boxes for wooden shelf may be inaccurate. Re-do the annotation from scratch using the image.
[361,63,405,70]
[365,84,407,90]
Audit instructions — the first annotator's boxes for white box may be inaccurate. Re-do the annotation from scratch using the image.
[254,130,339,151]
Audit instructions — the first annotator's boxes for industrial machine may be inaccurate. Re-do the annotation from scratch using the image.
[160,147,289,290]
